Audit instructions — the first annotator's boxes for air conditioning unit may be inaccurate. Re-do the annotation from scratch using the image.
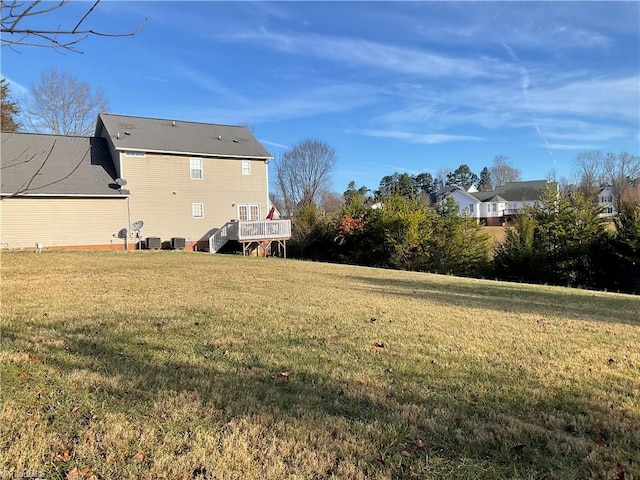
[146,236,161,250]
[171,237,186,250]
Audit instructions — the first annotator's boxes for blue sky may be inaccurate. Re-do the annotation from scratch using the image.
[2,1,639,193]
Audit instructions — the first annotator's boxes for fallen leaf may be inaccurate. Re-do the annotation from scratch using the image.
[132,451,146,462]
[608,358,615,365]
[372,342,385,349]
[55,448,72,463]
[71,406,80,414]
[29,357,41,364]
[278,371,291,381]
[67,466,95,480]
[615,463,625,480]
[19,370,30,378]
[401,450,411,457]
[369,317,377,323]
[66,467,81,480]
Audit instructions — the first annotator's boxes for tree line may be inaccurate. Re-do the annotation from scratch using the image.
[273,139,640,295]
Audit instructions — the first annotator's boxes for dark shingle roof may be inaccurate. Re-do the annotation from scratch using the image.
[97,113,272,159]
[1,132,122,197]
[471,180,552,202]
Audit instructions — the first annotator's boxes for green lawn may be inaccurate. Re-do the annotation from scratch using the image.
[1,251,639,479]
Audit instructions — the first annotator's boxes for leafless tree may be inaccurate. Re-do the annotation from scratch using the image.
[1,0,146,53]
[24,68,108,136]
[571,150,640,208]
[573,151,605,197]
[319,190,344,216]
[274,138,337,217]
[490,155,521,186]
[603,151,640,208]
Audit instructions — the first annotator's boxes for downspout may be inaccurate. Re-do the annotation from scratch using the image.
[265,158,271,216]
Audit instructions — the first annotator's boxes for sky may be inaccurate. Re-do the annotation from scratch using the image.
[2,1,639,194]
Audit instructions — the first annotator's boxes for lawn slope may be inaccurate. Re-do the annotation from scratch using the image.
[1,251,639,479]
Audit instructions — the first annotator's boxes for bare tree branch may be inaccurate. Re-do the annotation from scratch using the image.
[1,139,90,199]
[1,0,146,53]
[274,138,337,217]
[24,68,109,136]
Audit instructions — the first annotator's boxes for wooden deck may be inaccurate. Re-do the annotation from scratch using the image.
[209,219,291,256]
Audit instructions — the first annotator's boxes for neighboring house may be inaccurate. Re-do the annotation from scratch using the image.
[1,113,290,253]
[435,180,554,226]
[595,186,617,218]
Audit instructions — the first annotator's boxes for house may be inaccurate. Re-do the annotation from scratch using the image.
[1,113,290,253]
[435,180,555,226]
[595,186,617,218]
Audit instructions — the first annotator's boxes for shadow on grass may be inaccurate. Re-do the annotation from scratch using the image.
[5,312,638,479]
[343,274,640,326]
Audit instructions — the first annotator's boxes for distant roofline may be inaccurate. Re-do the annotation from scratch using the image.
[99,112,248,130]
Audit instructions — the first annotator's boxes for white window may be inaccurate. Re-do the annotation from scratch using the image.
[190,157,203,179]
[192,203,204,218]
[238,203,260,221]
[242,160,251,175]
[124,151,146,157]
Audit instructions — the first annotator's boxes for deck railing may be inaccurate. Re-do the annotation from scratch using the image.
[503,208,525,216]
[235,219,291,240]
[209,219,291,253]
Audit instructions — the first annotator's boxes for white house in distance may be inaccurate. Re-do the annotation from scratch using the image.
[434,180,555,226]
[595,186,617,218]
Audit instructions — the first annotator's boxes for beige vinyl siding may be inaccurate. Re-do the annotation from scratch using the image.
[0,197,127,249]
[121,153,268,243]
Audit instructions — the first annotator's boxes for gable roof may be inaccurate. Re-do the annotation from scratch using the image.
[471,180,552,202]
[97,113,272,159]
[1,132,122,197]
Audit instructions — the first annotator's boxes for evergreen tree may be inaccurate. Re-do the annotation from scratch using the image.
[446,164,478,187]
[493,187,609,288]
[611,204,640,293]
[414,172,435,195]
[1,78,20,132]
[375,172,416,199]
[477,167,493,191]
[428,197,490,276]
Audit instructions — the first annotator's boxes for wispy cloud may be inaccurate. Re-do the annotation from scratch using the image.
[543,143,599,151]
[220,29,514,80]
[372,72,639,145]
[3,76,29,97]
[174,82,380,125]
[259,139,290,150]
[355,129,484,145]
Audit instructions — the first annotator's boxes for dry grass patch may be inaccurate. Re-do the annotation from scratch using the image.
[1,251,639,479]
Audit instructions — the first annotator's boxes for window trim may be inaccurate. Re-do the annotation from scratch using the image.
[124,151,146,157]
[192,202,204,219]
[190,157,203,180]
[237,203,261,221]
[242,159,251,176]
